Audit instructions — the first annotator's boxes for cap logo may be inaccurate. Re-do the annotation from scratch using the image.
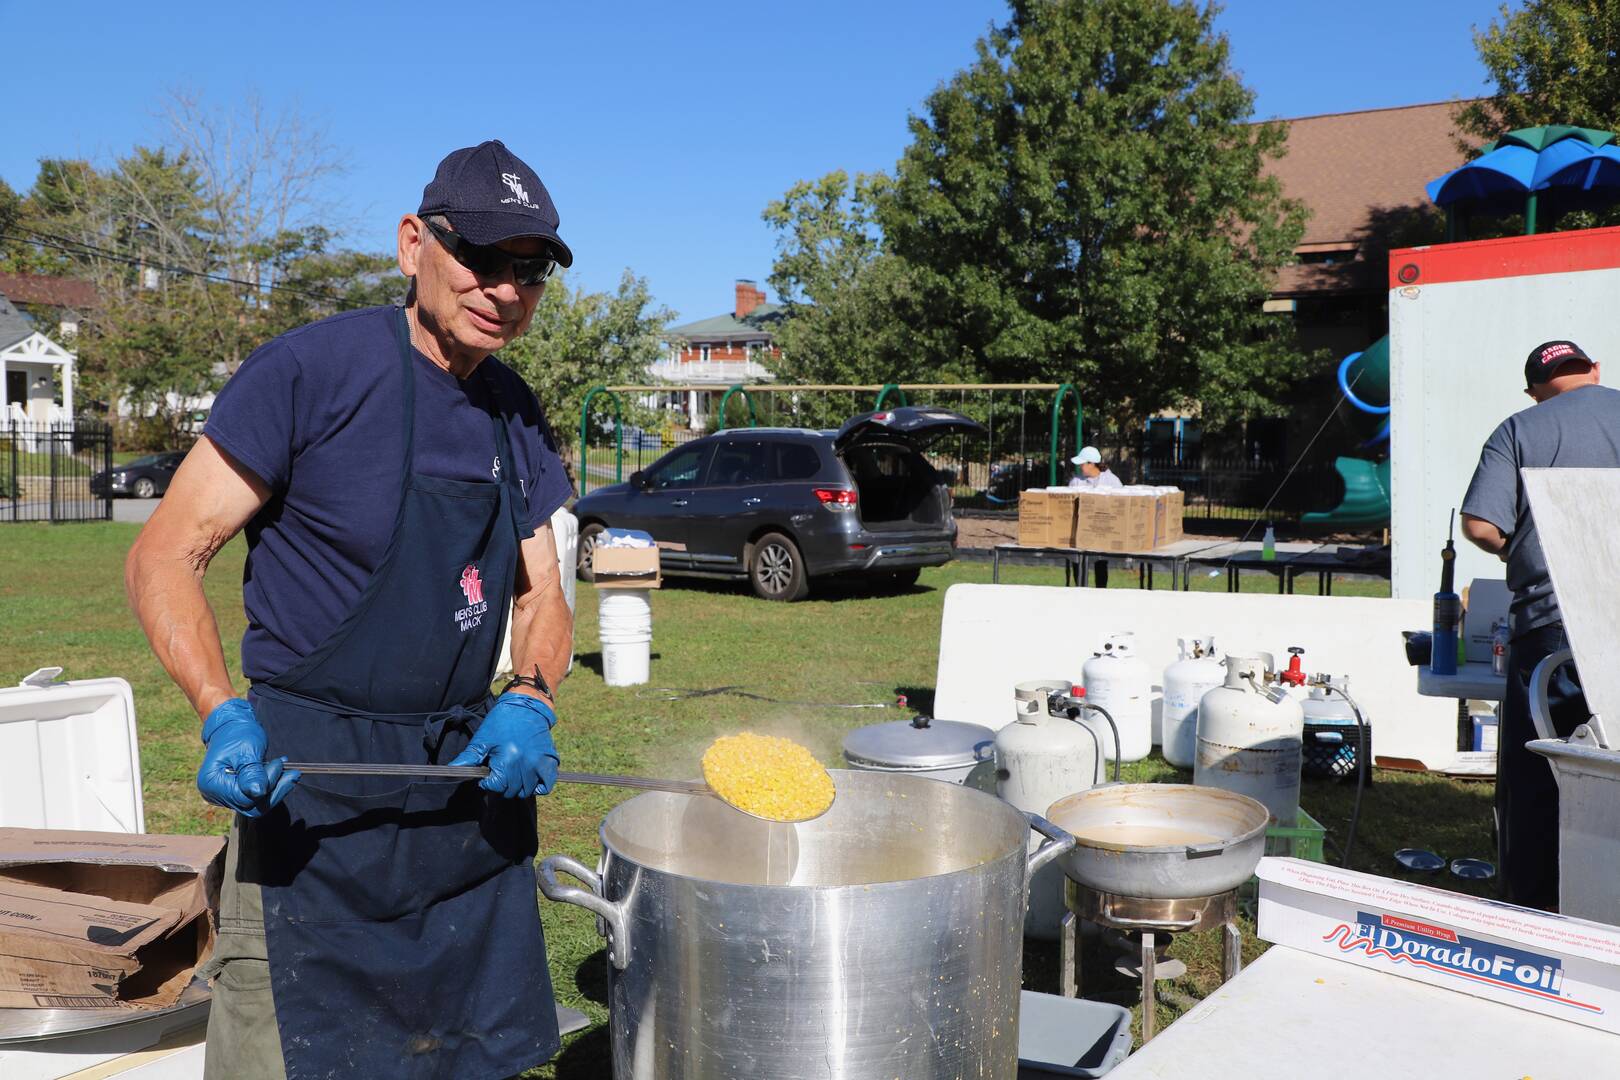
[1540,343,1576,364]
[500,172,536,209]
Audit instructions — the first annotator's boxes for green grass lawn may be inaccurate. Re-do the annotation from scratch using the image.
[0,524,1494,1074]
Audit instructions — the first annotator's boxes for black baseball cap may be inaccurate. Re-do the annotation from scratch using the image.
[1525,340,1594,387]
[417,140,573,267]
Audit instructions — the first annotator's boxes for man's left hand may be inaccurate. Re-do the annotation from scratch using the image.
[450,692,559,798]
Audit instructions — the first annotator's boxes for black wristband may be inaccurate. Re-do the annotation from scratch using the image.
[500,665,553,701]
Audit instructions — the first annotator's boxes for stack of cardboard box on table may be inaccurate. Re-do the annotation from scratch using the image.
[1018,487,1184,552]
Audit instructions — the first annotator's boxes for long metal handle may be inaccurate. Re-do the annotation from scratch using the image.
[286,762,490,778]
[284,762,712,797]
[539,855,630,970]
[559,771,711,795]
[1024,813,1076,878]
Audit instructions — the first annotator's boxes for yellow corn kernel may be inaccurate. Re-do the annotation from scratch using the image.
[701,733,835,822]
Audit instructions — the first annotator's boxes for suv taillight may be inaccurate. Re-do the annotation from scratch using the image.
[814,488,858,511]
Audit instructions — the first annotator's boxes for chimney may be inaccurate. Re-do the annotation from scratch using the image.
[734,279,766,319]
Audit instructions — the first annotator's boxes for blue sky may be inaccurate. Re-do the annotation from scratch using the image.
[0,1,1501,323]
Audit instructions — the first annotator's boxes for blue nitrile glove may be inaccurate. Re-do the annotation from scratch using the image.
[448,692,559,799]
[197,698,300,818]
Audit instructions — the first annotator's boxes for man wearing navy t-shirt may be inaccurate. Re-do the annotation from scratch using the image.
[127,140,575,1079]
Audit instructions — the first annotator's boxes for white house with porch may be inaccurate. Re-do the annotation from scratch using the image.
[1,291,75,432]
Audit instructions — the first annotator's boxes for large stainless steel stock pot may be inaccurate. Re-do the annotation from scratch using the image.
[539,769,1073,1079]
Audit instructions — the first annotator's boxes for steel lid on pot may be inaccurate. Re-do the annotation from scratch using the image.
[842,716,995,771]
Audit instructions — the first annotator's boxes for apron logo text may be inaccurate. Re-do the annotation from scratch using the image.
[457,564,489,633]
[460,565,486,605]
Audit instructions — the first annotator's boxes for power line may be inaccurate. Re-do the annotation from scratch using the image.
[1,227,377,309]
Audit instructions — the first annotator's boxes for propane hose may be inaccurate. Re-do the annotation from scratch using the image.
[1053,701,1122,784]
[1320,682,1369,869]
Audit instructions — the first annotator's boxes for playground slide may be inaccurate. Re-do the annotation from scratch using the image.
[1302,336,1392,527]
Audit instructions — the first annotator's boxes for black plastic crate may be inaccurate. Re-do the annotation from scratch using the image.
[1302,722,1372,781]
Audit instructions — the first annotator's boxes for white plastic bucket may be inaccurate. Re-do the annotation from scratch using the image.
[602,638,651,686]
[599,589,652,686]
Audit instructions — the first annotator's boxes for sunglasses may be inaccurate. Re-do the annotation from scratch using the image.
[423,218,558,287]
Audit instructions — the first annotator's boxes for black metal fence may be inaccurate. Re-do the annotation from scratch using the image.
[578,384,1085,500]
[1,420,113,523]
[574,386,1350,528]
[1090,434,1344,525]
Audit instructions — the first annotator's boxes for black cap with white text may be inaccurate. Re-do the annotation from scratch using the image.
[1524,340,1594,387]
[417,140,573,266]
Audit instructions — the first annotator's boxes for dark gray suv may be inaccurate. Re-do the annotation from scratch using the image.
[574,407,984,600]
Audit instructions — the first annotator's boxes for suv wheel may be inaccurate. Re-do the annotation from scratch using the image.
[133,477,157,499]
[576,523,605,583]
[749,532,808,601]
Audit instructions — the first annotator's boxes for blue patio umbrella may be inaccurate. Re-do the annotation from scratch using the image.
[1542,143,1620,192]
[1427,126,1620,234]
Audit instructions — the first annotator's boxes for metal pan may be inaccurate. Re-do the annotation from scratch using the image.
[1045,783,1269,899]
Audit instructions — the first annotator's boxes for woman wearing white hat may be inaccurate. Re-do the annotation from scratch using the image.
[1069,446,1122,489]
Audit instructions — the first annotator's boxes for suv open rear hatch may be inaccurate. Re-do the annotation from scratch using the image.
[833,407,985,451]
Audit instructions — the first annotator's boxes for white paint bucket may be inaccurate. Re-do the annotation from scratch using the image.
[599,589,652,687]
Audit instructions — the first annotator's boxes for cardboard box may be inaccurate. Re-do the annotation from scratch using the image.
[1157,490,1185,545]
[593,545,662,589]
[0,830,224,1010]
[1018,490,1078,547]
[1075,492,1159,553]
[1257,857,1620,1036]
[1463,577,1512,663]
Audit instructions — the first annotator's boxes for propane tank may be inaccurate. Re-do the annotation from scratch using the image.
[1302,678,1356,726]
[996,680,1103,940]
[1194,653,1305,826]
[1161,636,1224,769]
[1081,633,1152,763]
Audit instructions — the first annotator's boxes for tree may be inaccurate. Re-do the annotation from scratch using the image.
[1456,0,1620,143]
[762,171,923,392]
[2,93,392,443]
[874,0,1309,429]
[500,270,673,443]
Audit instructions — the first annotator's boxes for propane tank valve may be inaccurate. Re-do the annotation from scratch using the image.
[1280,646,1308,687]
[1047,686,1085,720]
[1245,671,1293,705]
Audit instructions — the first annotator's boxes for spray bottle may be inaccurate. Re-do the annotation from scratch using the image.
[1430,510,1460,676]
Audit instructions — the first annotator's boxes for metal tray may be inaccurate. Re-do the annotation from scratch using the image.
[0,976,209,1045]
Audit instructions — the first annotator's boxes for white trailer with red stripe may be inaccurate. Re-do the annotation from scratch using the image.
[1389,225,1620,602]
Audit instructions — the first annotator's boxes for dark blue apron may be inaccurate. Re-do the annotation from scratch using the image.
[244,308,558,1079]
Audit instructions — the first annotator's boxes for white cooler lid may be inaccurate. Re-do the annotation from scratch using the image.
[0,670,144,833]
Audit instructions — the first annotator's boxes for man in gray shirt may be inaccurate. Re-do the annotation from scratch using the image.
[1461,339,1617,910]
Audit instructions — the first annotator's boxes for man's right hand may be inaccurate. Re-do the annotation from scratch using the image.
[198,699,300,817]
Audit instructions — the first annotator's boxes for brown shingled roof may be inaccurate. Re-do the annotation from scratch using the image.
[1264,100,1478,295]
[0,272,101,310]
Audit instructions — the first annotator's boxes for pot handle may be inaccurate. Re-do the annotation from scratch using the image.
[1185,841,1228,859]
[1101,896,1201,930]
[539,855,630,970]
[1025,813,1076,877]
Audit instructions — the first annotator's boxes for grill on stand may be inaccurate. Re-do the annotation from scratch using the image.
[1044,783,1269,1043]
[1059,882,1242,1043]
